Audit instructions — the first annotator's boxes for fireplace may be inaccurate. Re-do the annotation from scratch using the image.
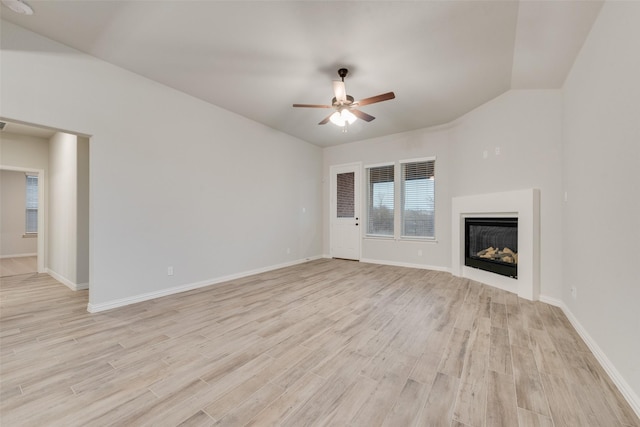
[465,217,518,278]
[452,189,539,300]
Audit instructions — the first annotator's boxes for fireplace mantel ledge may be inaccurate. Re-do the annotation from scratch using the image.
[451,189,540,301]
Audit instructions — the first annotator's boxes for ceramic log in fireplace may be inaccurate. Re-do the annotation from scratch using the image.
[465,217,518,278]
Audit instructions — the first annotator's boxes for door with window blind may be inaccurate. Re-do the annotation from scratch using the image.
[330,163,361,260]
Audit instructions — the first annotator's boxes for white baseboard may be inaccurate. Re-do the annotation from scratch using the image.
[323,254,451,274]
[539,294,640,418]
[538,294,562,307]
[360,257,451,273]
[46,269,88,291]
[86,255,323,313]
[0,253,37,259]
[75,282,89,291]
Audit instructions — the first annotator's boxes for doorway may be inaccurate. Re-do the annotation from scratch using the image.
[329,162,361,260]
[0,119,90,290]
[0,167,45,275]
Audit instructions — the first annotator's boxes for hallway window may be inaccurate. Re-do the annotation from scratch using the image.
[25,174,38,234]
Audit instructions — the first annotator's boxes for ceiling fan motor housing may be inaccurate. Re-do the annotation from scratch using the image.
[332,95,354,107]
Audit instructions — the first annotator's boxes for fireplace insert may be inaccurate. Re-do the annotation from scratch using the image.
[465,217,518,278]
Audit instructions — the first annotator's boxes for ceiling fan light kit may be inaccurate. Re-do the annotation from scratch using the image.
[330,109,357,127]
[293,68,395,131]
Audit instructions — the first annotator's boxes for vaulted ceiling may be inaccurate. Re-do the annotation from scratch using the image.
[1,1,603,147]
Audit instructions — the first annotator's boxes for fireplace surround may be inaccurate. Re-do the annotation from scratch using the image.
[452,189,540,301]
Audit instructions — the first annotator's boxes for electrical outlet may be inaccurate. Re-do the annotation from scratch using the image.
[495,146,501,155]
[418,250,423,256]
[167,266,174,276]
[286,248,291,255]
[483,150,488,159]
[571,286,577,299]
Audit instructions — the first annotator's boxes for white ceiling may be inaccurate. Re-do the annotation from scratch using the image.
[1,0,603,147]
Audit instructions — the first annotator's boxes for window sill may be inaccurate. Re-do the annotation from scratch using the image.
[364,235,395,240]
[364,235,438,243]
[400,236,437,243]
[22,233,38,238]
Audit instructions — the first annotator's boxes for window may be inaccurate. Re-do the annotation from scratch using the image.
[365,158,436,240]
[25,175,38,234]
[336,172,355,218]
[366,164,394,236]
[401,160,435,238]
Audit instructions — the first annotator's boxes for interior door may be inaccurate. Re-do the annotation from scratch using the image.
[330,163,361,260]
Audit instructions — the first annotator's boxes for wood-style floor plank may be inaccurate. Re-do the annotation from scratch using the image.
[0,256,37,277]
[1,260,638,426]
[486,370,519,427]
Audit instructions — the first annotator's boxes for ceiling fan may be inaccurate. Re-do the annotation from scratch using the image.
[293,68,395,128]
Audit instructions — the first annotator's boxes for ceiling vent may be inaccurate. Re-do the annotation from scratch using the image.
[1,0,33,15]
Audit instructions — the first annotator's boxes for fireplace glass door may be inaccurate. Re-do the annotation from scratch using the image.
[465,217,518,278]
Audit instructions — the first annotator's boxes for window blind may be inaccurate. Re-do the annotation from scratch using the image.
[367,165,394,236]
[401,160,435,238]
[25,175,38,233]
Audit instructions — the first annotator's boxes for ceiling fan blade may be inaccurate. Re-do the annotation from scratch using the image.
[293,103,332,108]
[351,109,375,122]
[333,81,347,103]
[355,91,395,107]
[318,114,333,125]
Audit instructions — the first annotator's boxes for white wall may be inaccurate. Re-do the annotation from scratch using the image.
[47,132,89,288]
[77,136,90,285]
[0,132,50,170]
[0,170,37,256]
[562,1,640,405]
[48,132,79,285]
[0,20,322,307]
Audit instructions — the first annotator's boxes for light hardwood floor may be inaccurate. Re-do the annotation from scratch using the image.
[1,259,638,426]
[0,256,37,277]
